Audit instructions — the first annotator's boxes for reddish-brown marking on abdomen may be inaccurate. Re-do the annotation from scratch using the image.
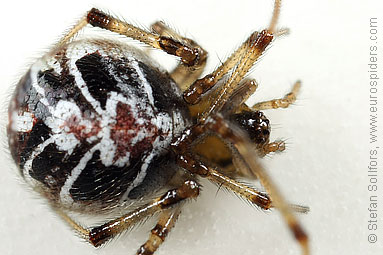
[63,115,101,141]
[111,102,159,161]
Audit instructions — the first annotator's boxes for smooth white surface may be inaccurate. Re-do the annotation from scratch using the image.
[0,0,381,255]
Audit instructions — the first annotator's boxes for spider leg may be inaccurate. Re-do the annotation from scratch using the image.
[176,153,273,210]
[184,0,282,107]
[226,80,300,112]
[198,30,274,122]
[183,33,252,105]
[55,180,199,248]
[54,207,90,240]
[137,207,181,255]
[87,9,206,67]
[55,9,206,72]
[151,21,186,42]
[57,16,88,46]
[206,115,309,255]
[89,180,199,247]
[250,81,301,111]
[260,140,286,155]
[150,21,207,90]
[171,114,309,255]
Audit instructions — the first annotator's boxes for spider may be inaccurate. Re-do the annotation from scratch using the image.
[7,0,309,254]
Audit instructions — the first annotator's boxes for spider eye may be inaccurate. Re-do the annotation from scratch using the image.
[230,111,270,146]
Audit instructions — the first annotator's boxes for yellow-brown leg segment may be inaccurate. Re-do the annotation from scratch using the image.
[86,9,206,68]
[151,21,187,42]
[54,207,90,240]
[183,34,257,105]
[55,9,206,72]
[150,21,207,90]
[55,180,199,248]
[176,152,272,210]
[260,140,286,156]
[88,180,199,247]
[56,16,88,46]
[197,30,274,122]
[251,81,301,111]
[137,208,181,255]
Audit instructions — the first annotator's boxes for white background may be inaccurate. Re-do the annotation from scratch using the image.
[0,0,381,255]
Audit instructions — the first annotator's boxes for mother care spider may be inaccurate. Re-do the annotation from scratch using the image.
[7,0,309,254]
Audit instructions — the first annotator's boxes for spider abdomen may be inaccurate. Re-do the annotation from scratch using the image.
[7,39,190,210]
